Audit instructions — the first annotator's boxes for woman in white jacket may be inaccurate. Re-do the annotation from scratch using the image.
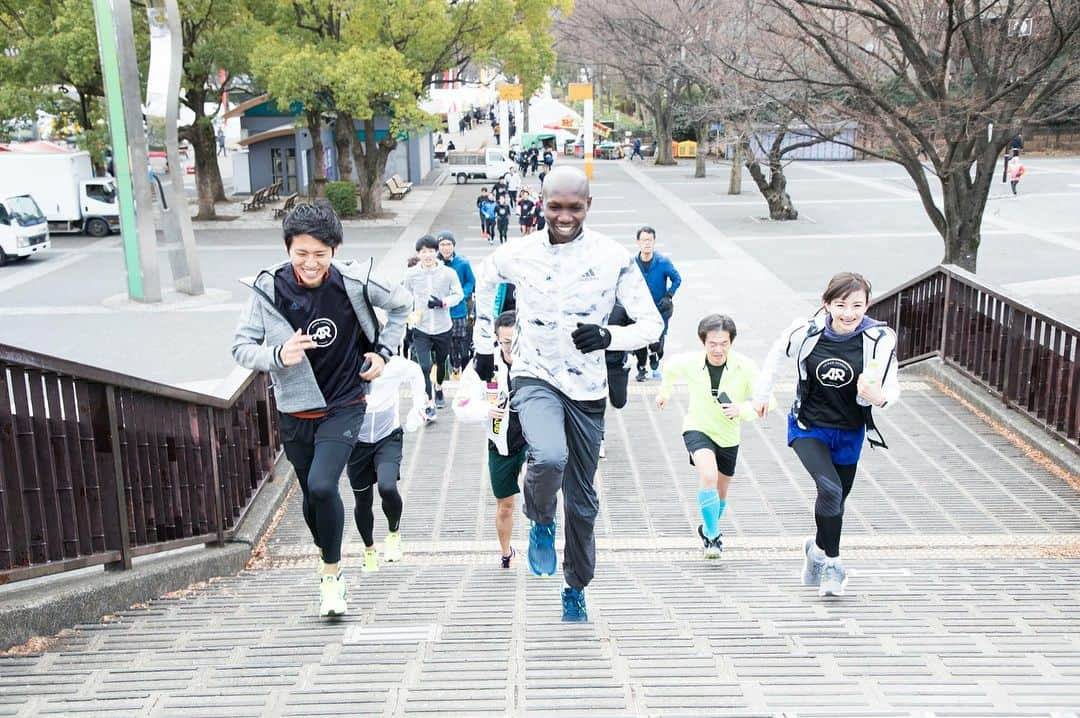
[753,272,899,597]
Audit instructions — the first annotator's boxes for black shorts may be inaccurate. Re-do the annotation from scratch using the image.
[683,430,739,476]
[346,428,403,491]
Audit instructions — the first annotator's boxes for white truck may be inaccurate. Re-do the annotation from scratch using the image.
[0,150,120,237]
[445,147,515,184]
[0,194,50,266]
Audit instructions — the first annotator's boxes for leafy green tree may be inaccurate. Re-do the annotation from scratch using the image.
[258,0,568,217]
[251,41,336,197]
[0,1,105,150]
[176,0,266,219]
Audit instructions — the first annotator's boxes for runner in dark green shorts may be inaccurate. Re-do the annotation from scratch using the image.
[485,312,526,567]
[454,311,526,567]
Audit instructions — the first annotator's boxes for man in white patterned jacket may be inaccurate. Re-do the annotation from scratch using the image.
[472,166,662,622]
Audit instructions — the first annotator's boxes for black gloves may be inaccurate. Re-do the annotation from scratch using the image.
[572,323,612,353]
[658,294,673,315]
[426,295,444,309]
[474,352,496,381]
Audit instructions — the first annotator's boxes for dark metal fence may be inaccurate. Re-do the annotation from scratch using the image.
[0,344,280,584]
[870,265,1079,454]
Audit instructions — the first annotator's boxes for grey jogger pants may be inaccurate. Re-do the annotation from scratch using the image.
[512,381,604,589]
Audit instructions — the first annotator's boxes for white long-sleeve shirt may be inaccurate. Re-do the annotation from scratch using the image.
[402,263,464,336]
[359,357,427,443]
[472,227,663,401]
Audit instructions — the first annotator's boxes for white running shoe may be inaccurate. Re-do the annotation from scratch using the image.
[818,558,848,597]
[699,525,722,559]
[802,536,825,586]
[319,573,347,617]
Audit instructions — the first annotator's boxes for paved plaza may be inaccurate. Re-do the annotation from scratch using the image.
[3,382,1080,716]
[1,154,1080,715]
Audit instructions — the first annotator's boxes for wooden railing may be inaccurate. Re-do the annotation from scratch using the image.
[0,344,280,584]
[869,265,1079,454]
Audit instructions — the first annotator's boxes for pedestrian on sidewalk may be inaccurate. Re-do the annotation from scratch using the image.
[1002,132,1023,183]
[476,187,491,239]
[1007,152,1025,196]
[656,314,774,558]
[216,127,226,156]
[471,166,663,622]
[517,190,535,235]
[529,147,539,176]
[629,137,643,161]
[480,194,498,243]
[633,227,682,382]
[542,147,554,172]
[348,355,427,573]
[437,231,476,378]
[532,194,546,233]
[507,168,521,208]
[231,202,411,618]
[752,272,900,597]
[403,234,464,420]
[495,195,512,244]
[454,311,527,568]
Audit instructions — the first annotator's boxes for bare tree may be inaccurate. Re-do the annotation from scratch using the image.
[757,0,1080,271]
[557,0,706,165]
[675,3,835,218]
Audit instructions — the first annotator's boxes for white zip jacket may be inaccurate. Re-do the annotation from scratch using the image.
[754,314,900,447]
[403,263,464,336]
[472,227,663,401]
[358,357,427,443]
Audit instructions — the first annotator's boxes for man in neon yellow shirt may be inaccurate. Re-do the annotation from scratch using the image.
[656,314,774,558]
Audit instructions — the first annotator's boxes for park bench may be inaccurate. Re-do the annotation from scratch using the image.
[273,193,299,219]
[385,174,413,199]
[266,180,282,202]
[241,186,269,212]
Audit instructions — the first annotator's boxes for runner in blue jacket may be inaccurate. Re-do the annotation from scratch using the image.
[437,230,476,377]
[633,226,682,381]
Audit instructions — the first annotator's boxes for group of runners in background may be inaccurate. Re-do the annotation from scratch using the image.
[233,163,900,622]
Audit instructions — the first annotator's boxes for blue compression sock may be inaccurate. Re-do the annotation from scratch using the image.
[716,498,727,521]
[698,489,721,539]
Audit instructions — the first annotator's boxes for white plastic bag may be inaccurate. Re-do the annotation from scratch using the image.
[452,364,491,423]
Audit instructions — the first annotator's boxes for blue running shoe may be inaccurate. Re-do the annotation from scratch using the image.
[528,521,557,576]
[561,587,588,622]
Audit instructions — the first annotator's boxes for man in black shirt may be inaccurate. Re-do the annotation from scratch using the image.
[495,195,512,244]
[232,203,412,618]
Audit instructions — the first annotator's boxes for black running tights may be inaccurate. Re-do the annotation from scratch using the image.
[351,467,403,548]
[283,439,351,565]
[791,438,857,558]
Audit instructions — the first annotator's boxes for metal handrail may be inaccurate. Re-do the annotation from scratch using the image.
[869,264,1079,455]
[0,345,279,584]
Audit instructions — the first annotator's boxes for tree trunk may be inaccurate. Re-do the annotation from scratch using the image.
[936,163,990,272]
[651,103,676,166]
[183,85,228,204]
[728,140,742,195]
[745,155,798,220]
[188,123,218,220]
[349,114,392,218]
[694,121,707,178]
[306,110,327,198]
[333,115,354,181]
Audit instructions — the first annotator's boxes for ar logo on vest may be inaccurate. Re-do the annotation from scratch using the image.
[816,358,853,388]
[308,318,337,347]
